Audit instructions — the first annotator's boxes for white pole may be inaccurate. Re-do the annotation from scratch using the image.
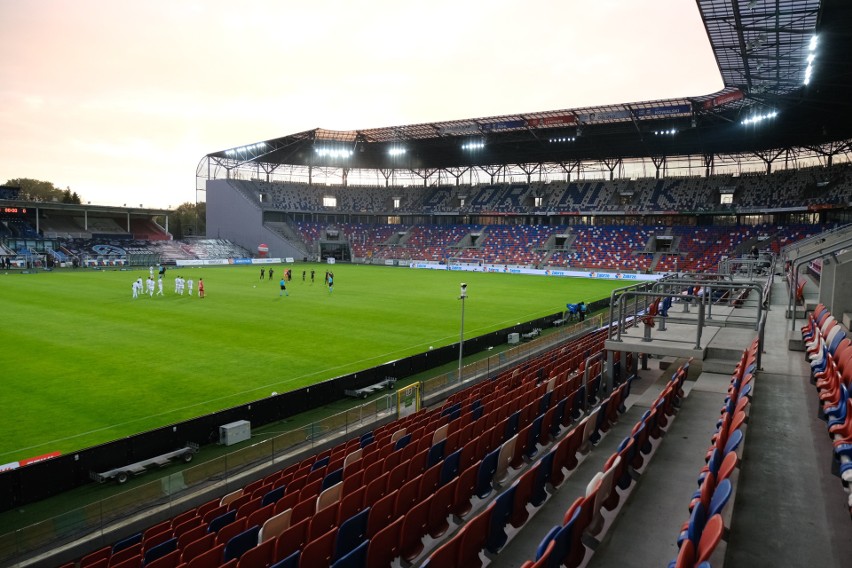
[458,283,467,382]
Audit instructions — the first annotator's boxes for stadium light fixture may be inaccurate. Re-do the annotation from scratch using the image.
[653,129,678,136]
[741,110,779,125]
[315,147,354,159]
[225,142,266,157]
[804,36,817,85]
[461,140,485,151]
[548,137,576,143]
[388,147,407,157]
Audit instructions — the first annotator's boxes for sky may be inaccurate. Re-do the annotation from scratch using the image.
[0,0,723,209]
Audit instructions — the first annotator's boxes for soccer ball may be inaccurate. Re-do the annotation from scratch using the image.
[429,346,433,350]
[253,285,256,288]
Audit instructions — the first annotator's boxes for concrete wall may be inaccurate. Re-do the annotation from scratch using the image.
[206,179,304,259]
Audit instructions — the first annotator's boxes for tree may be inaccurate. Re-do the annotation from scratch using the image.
[4,178,83,203]
[170,202,206,239]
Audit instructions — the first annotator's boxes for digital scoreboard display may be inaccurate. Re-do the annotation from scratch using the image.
[2,207,27,215]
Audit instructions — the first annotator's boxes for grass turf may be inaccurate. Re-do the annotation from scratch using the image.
[0,263,624,463]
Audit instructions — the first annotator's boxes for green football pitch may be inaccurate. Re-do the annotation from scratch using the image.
[0,264,625,463]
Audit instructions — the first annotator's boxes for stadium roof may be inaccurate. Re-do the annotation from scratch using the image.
[203,0,852,173]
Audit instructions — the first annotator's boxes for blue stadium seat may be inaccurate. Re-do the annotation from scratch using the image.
[334,508,370,563]
[485,484,517,553]
[223,525,260,562]
[476,447,501,499]
[330,539,368,568]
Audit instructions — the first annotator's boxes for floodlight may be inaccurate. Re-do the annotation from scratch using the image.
[741,110,778,125]
[809,35,817,51]
[315,147,354,159]
[388,147,406,157]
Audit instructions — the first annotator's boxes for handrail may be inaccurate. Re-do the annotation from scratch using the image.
[787,232,852,330]
[781,223,852,259]
[610,289,706,349]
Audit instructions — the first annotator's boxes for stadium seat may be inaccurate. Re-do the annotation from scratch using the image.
[440,448,462,486]
[509,460,538,529]
[366,490,397,539]
[274,518,309,562]
[493,434,518,485]
[336,485,366,526]
[185,543,224,568]
[180,533,215,563]
[421,535,460,568]
[330,539,368,568]
[269,550,299,568]
[223,525,260,562]
[695,514,725,563]
[366,515,403,568]
[334,507,370,562]
[457,502,493,568]
[563,496,594,568]
[300,526,337,567]
[142,538,177,565]
[234,538,274,568]
[399,494,433,562]
[215,518,248,547]
[109,544,142,566]
[308,501,339,539]
[112,533,143,554]
[428,476,458,538]
[485,483,517,553]
[208,510,237,534]
[475,447,501,499]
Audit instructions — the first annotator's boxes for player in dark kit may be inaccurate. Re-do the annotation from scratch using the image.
[311,269,315,284]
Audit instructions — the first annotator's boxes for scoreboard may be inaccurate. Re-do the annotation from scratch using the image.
[2,207,27,215]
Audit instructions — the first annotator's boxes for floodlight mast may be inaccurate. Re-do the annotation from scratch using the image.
[458,283,467,383]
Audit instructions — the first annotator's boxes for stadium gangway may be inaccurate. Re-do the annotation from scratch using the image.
[648,278,766,330]
[786,231,852,330]
[609,288,706,351]
[718,254,775,280]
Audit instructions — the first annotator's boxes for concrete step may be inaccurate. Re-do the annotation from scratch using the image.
[704,344,745,362]
[702,357,738,375]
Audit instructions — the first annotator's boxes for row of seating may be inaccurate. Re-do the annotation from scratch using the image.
[668,339,758,567]
[803,304,852,513]
[66,328,617,568]
[507,360,692,568]
[421,371,639,568]
[224,166,852,215]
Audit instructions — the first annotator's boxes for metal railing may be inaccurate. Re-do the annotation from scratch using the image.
[607,272,769,350]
